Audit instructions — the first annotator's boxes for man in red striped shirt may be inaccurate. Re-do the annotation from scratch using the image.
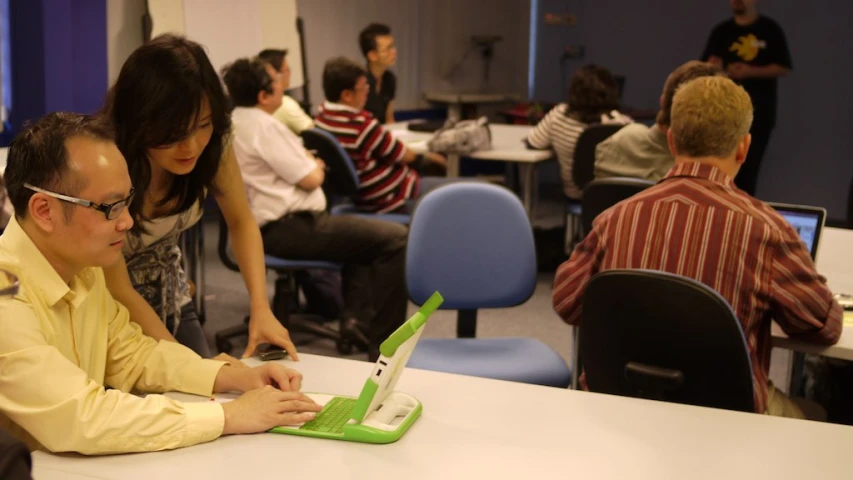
[553,75,842,418]
[315,57,446,213]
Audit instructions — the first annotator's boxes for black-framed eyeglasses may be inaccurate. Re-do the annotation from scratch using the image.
[24,183,135,221]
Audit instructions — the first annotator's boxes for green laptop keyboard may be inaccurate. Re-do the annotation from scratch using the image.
[299,397,357,434]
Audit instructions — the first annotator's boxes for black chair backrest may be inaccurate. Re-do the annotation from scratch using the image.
[300,128,359,198]
[847,176,853,227]
[580,269,755,413]
[581,177,654,234]
[571,124,625,192]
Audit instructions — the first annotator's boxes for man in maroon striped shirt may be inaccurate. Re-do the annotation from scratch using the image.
[315,57,446,213]
[553,75,842,418]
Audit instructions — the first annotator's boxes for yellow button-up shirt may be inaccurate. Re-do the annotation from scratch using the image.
[0,217,226,454]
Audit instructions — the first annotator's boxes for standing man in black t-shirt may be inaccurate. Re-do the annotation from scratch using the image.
[701,0,792,196]
[359,23,397,124]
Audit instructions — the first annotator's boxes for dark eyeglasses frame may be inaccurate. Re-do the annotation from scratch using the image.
[24,183,135,221]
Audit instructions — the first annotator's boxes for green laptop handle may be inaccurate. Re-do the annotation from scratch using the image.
[379,291,443,358]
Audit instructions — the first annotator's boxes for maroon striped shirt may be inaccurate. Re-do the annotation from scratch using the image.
[553,161,842,413]
[315,102,419,213]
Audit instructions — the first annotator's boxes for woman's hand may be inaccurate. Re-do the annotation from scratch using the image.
[243,307,299,360]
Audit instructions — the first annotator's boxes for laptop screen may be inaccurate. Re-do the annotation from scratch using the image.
[768,203,826,260]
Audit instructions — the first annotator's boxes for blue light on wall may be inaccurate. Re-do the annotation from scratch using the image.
[527,0,539,99]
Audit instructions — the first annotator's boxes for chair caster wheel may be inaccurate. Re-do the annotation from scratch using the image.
[216,338,232,354]
[336,340,353,355]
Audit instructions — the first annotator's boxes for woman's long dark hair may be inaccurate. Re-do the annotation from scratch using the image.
[102,34,231,232]
[566,64,621,124]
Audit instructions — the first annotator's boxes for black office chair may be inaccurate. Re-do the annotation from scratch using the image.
[581,177,654,234]
[847,176,853,227]
[572,124,626,192]
[212,211,357,355]
[580,269,755,413]
[564,124,625,251]
[300,128,359,206]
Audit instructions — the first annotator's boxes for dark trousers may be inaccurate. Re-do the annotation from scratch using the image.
[735,121,774,197]
[166,302,211,358]
[261,211,409,359]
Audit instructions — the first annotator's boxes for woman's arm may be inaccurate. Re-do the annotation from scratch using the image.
[104,254,248,366]
[212,145,299,360]
[104,256,176,342]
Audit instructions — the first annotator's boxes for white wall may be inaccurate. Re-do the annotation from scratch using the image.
[107,0,531,112]
[107,0,146,86]
[296,0,531,110]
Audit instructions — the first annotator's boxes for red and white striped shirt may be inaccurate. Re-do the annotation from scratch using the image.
[553,161,842,413]
[315,102,419,213]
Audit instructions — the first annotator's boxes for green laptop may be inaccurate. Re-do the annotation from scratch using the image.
[269,291,443,444]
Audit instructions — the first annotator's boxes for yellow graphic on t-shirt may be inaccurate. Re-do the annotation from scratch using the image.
[729,34,759,61]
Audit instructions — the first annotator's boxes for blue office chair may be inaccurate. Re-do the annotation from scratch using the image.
[581,269,755,413]
[301,127,410,225]
[211,211,359,355]
[405,182,572,388]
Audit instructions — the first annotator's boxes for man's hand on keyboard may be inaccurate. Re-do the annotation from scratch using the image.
[222,386,322,434]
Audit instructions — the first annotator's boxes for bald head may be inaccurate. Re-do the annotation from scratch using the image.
[5,113,115,219]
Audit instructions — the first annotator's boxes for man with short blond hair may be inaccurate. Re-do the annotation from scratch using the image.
[553,76,841,419]
[595,61,724,182]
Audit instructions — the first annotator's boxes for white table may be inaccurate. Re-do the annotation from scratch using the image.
[770,226,853,396]
[31,354,853,480]
[387,123,553,216]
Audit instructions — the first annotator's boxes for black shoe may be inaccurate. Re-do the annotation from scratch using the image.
[340,317,369,351]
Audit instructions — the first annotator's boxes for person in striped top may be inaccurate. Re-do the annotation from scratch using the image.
[552,75,842,418]
[526,64,631,199]
[315,57,446,214]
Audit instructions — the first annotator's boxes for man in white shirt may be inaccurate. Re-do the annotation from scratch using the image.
[257,49,314,134]
[222,58,409,362]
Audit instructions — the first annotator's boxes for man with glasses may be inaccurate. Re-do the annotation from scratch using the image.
[315,57,447,214]
[359,23,398,124]
[0,112,322,454]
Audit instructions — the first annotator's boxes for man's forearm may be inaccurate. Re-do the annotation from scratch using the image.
[749,64,790,79]
[213,366,245,393]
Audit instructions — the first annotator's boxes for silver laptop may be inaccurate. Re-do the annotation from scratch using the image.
[767,202,826,261]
